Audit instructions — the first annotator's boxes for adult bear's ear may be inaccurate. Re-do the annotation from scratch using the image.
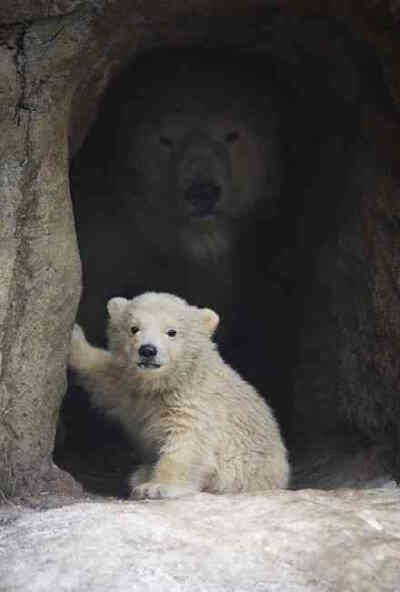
[200,308,219,336]
[107,297,128,320]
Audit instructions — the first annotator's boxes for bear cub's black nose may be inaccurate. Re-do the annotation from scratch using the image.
[139,344,157,358]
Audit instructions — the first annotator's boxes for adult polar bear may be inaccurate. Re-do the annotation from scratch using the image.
[73,52,284,409]
[115,56,281,265]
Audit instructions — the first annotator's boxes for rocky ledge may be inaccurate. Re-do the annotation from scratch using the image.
[1,486,399,592]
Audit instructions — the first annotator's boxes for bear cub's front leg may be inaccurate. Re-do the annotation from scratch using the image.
[69,323,125,412]
[129,453,205,500]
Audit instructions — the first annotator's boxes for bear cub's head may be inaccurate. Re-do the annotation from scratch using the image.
[107,292,219,379]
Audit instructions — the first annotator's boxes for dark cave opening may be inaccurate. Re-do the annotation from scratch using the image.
[55,28,396,495]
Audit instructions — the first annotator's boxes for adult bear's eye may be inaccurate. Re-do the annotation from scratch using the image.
[167,329,177,337]
[160,135,174,147]
[225,131,239,143]
[131,326,139,335]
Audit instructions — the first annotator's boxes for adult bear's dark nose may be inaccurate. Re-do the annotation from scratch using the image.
[139,344,157,358]
[184,180,221,215]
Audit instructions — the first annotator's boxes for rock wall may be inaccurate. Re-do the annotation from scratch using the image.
[0,16,85,496]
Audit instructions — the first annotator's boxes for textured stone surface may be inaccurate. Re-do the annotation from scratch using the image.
[0,11,85,496]
[1,488,400,591]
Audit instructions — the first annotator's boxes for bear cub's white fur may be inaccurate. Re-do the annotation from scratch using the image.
[69,292,290,498]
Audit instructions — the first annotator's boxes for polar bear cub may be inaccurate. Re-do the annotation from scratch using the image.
[69,292,290,498]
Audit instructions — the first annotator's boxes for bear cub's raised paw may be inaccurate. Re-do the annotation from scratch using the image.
[69,324,90,369]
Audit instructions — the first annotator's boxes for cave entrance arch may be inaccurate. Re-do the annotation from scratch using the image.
[56,18,400,495]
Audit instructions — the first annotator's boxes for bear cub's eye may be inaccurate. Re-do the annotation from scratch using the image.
[225,131,239,144]
[130,326,139,335]
[167,329,177,337]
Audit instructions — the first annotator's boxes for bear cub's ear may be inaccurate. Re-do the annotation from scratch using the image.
[200,308,219,335]
[107,297,129,320]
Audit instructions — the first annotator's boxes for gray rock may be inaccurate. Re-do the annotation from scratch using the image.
[1,488,400,591]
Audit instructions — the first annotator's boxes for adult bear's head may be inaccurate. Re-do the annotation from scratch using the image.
[112,52,281,261]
